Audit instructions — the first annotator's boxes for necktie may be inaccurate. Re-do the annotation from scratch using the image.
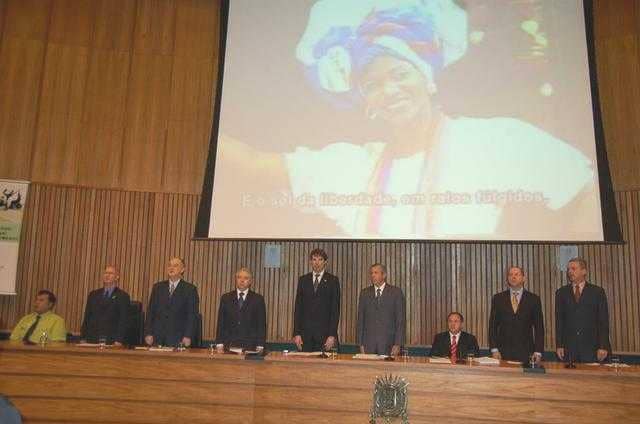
[238,292,245,309]
[376,288,381,301]
[104,288,112,299]
[573,285,581,303]
[313,274,320,292]
[450,335,458,364]
[511,292,519,313]
[169,283,176,297]
[23,315,41,342]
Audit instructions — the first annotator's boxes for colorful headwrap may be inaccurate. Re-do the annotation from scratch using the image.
[297,0,468,104]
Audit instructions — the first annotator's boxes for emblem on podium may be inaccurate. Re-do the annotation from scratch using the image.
[369,374,409,423]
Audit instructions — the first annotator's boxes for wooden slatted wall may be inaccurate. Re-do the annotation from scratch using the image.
[0,184,638,353]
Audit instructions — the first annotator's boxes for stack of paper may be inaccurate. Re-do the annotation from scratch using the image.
[75,343,103,348]
[475,356,501,365]
[353,353,387,360]
[429,356,453,364]
[286,351,323,357]
[604,363,631,368]
[148,346,176,352]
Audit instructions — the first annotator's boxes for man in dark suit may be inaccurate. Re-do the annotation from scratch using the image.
[293,248,340,352]
[430,312,479,363]
[144,257,199,347]
[357,263,405,356]
[556,257,611,363]
[215,267,266,352]
[489,266,544,363]
[80,265,131,345]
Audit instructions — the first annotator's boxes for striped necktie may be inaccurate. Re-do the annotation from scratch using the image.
[450,334,458,363]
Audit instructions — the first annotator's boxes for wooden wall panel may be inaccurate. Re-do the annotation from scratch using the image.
[2,184,640,354]
[75,0,136,188]
[0,0,638,192]
[0,0,52,181]
[593,0,640,191]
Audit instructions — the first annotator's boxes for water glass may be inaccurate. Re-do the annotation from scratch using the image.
[401,348,410,362]
[466,353,475,366]
[611,356,621,373]
[330,346,338,360]
[98,336,107,350]
[38,331,48,346]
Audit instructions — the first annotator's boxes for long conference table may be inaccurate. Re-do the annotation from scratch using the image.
[1,341,639,423]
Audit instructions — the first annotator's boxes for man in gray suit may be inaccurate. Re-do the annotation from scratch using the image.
[357,264,406,356]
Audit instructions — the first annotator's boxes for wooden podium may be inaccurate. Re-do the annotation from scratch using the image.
[1,341,639,423]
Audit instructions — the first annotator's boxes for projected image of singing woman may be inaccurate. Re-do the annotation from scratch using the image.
[212,0,602,240]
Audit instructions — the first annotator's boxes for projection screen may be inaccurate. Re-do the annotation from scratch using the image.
[197,0,621,242]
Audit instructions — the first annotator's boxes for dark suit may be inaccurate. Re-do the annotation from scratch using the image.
[489,289,544,362]
[555,282,611,363]
[357,284,405,355]
[293,271,340,352]
[430,331,479,360]
[215,290,266,349]
[145,279,199,346]
[81,287,131,344]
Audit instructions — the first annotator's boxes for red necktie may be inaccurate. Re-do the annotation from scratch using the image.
[573,285,581,303]
[450,335,458,364]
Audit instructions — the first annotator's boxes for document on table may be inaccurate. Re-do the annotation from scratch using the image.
[75,343,103,348]
[353,354,388,360]
[428,356,453,364]
[604,363,630,368]
[286,351,323,357]
[476,357,501,365]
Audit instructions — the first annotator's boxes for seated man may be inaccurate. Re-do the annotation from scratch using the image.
[10,290,67,343]
[430,312,479,363]
[215,268,266,352]
[80,265,131,346]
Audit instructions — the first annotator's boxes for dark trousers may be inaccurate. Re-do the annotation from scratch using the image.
[302,334,326,352]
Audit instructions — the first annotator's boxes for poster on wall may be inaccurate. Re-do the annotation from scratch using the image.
[0,179,29,295]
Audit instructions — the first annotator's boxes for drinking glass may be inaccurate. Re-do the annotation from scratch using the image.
[38,331,48,346]
[401,348,410,362]
[611,356,621,373]
[330,346,338,360]
[466,353,475,366]
[98,336,107,350]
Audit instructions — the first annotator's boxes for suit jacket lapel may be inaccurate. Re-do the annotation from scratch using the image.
[502,291,514,314]
[516,290,528,314]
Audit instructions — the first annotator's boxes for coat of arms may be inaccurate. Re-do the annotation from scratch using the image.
[369,374,409,423]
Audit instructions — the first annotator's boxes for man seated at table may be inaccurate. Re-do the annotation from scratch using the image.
[10,290,67,343]
[215,267,266,353]
[80,265,131,346]
[429,312,479,363]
